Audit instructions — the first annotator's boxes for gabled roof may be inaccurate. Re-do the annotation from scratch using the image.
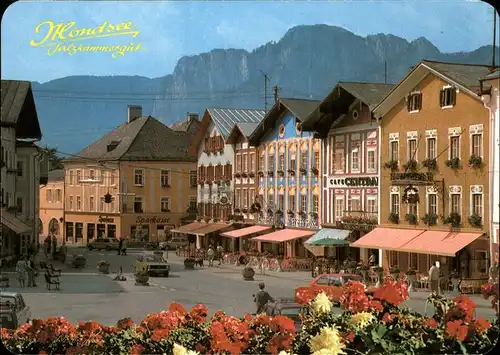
[1,80,42,140]
[248,98,320,146]
[225,122,260,144]
[207,107,266,138]
[481,68,500,81]
[373,60,492,119]
[337,82,395,110]
[169,114,201,133]
[48,169,65,181]
[67,116,197,162]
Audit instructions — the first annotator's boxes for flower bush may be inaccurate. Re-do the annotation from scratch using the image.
[2,282,498,355]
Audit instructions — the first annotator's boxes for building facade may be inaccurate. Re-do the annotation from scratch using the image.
[39,169,65,244]
[354,60,492,279]
[481,69,500,264]
[248,98,321,257]
[62,106,199,243]
[225,122,261,224]
[302,82,394,261]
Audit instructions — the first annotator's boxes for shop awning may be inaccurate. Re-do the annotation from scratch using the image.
[221,225,272,238]
[305,228,351,246]
[1,208,31,234]
[193,223,231,236]
[398,230,484,257]
[171,222,204,234]
[252,229,314,243]
[350,227,426,250]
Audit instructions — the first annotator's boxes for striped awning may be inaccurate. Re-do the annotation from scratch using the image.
[305,228,351,246]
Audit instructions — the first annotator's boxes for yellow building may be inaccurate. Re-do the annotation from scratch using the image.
[39,169,65,244]
[62,106,200,243]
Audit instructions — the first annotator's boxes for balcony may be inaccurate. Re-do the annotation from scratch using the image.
[337,211,378,232]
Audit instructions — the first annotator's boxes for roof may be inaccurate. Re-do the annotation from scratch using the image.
[207,108,266,138]
[67,116,197,162]
[169,115,201,133]
[48,169,65,181]
[337,82,395,110]
[248,98,320,146]
[481,68,500,81]
[225,121,261,144]
[1,80,42,140]
[373,60,492,119]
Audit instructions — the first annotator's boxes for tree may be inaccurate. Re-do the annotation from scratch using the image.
[44,146,64,170]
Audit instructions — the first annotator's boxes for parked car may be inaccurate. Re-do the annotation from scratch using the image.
[294,273,363,305]
[264,298,303,331]
[0,292,31,329]
[87,238,120,251]
[161,236,188,250]
[143,254,170,277]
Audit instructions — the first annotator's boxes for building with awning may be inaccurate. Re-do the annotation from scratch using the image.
[304,228,352,257]
[221,225,272,252]
[1,208,32,235]
[170,222,205,234]
[251,228,315,257]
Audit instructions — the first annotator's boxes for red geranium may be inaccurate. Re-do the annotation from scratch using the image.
[472,317,492,334]
[117,317,134,330]
[423,317,439,329]
[373,280,408,307]
[445,320,468,342]
[339,281,370,313]
[189,304,208,324]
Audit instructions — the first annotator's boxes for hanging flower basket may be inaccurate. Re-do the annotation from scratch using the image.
[468,155,482,168]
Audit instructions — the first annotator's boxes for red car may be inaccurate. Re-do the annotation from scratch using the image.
[295,273,362,305]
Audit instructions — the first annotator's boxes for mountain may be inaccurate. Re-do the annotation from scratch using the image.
[29,24,499,154]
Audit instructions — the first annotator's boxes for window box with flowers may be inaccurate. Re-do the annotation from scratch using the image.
[298,211,306,217]
[234,172,241,178]
[241,172,248,178]
[277,170,285,177]
[405,213,418,225]
[276,210,283,216]
[309,212,318,218]
[242,208,248,213]
[422,213,438,225]
[422,158,437,170]
[341,215,378,232]
[257,170,264,177]
[267,208,274,215]
[468,155,483,168]
[403,159,418,171]
[444,212,461,227]
[445,157,461,169]
[310,167,319,175]
[248,172,255,178]
[468,213,482,227]
[233,208,241,213]
[388,212,400,223]
[299,168,307,175]
[267,171,274,177]
[384,160,398,171]
[287,169,295,176]
[287,210,295,215]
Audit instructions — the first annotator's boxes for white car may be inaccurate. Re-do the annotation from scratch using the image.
[161,237,188,250]
[0,292,31,329]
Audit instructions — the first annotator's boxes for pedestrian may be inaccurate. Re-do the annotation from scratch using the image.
[217,244,224,266]
[15,256,27,288]
[51,236,57,260]
[121,238,127,256]
[59,241,67,263]
[43,237,49,258]
[429,261,440,294]
[26,256,37,287]
[207,245,215,267]
[253,282,274,314]
[369,252,376,266]
[27,241,34,258]
[118,238,123,256]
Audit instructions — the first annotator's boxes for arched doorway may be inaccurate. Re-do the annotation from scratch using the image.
[48,218,60,236]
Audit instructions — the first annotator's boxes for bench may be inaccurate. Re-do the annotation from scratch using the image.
[44,273,60,291]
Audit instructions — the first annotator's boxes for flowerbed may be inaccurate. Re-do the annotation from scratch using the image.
[2,281,498,355]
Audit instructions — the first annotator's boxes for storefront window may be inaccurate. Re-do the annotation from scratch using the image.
[65,222,74,242]
[108,224,116,239]
[87,224,95,240]
[97,224,105,238]
[130,226,137,240]
[75,223,83,241]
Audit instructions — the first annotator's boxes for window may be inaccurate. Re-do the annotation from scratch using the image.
[16,197,23,213]
[407,92,422,112]
[189,197,197,212]
[89,169,95,180]
[277,194,284,210]
[46,189,52,202]
[235,190,241,208]
[313,151,320,169]
[471,134,482,157]
[390,193,400,215]
[450,136,460,159]
[100,198,105,212]
[367,198,377,219]
[76,170,81,184]
[243,189,248,208]
[312,195,319,213]
[390,251,399,268]
[134,169,144,186]
[16,161,23,177]
[243,154,248,172]
[122,199,128,213]
[250,154,256,172]
[440,87,456,107]
[334,149,345,172]
[69,170,74,185]
[409,253,418,269]
[268,193,274,209]
[267,154,275,171]
[100,170,105,185]
[134,197,143,213]
[236,155,242,172]
[110,172,115,185]
[408,139,417,161]
[390,141,399,161]
[451,194,461,214]
[76,196,82,210]
[300,195,307,213]
[475,250,487,274]
[189,170,197,187]
[69,196,74,210]
[259,154,265,171]
[348,197,361,214]
[472,193,483,217]
[89,196,95,211]
[110,201,115,212]
[351,148,359,171]
[335,198,344,220]
[301,151,307,171]
[249,189,255,206]
[279,154,285,171]
[161,197,170,212]
[161,170,170,187]
[427,138,436,160]
[367,150,376,172]
[408,201,418,216]
[288,194,296,211]
[289,155,296,172]
[427,194,437,215]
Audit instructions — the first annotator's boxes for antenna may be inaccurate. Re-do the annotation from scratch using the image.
[260,70,271,111]
[493,8,497,68]
[384,60,387,84]
[273,85,279,103]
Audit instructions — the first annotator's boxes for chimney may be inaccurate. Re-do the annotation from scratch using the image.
[127,105,142,123]
[273,86,279,103]
[187,112,199,123]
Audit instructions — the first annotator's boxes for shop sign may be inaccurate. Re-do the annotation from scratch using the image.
[136,216,170,224]
[328,176,378,188]
[390,172,433,185]
[98,216,114,223]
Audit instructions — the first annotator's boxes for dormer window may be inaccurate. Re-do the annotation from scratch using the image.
[106,140,120,152]
[440,86,456,108]
[407,92,422,112]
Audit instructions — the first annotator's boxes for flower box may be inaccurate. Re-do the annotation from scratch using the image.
[445,157,461,169]
[277,170,285,177]
[422,158,437,170]
[444,212,461,227]
[422,213,438,225]
[468,213,482,227]
[405,213,418,225]
[384,160,398,171]
[257,170,264,177]
[403,159,418,171]
[234,172,241,178]
[267,171,274,177]
[241,172,248,178]
[248,172,255,178]
[388,212,399,223]
[468,154,482,168]
[310,167,319,175]
[299,168,307,175]
[287,169,295,176]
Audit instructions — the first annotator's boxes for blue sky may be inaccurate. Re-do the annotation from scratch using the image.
[1,0,498,83]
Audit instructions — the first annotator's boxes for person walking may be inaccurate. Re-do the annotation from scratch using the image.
[15,256,27,288]
[51,236,57,260]
[121,238,128,256]
[207,245,215,267]
[429,261,440,294]
[26,256,37,287]
[216,244,224,266]
[118,238,123,256]
[253,283,274,314]
[59,241,67,263]
[43,237,50,258]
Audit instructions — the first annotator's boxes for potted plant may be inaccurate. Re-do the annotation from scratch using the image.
[233,208,241,213]
[422,213,438,225]
[468,213,482,227]
[405,213,418,225]
[299,168,307,175]
[0,275,9,288]
[97,260,110,274]
[422,158,437,170]
[287,169,295,176]
[384,160,398,171]
[242,266,255,281]
[196,216,202,222]
[405,268,417,292]
[72,254,86,268]
[309,212,318,218]
[184,258,196,269]
[276,210,283,216]
[403,159,418,171]
[445,157,460,169]
[468,154,482,168]
[390,266,400,280]
[444,212,461,227]
[372,266,384,287]
[204,216,210,223]
[213,218,220,223]
[388,212,399,223]
[310,167,319,175]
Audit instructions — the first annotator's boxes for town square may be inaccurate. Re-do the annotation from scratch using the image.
[1,0,500,354]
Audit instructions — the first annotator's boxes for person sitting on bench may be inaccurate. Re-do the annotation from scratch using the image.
[44,273,60,290]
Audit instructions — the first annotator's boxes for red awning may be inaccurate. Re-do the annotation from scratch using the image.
[398,230,484,257]
[192,223,231,236]
[252,229,314,243]
[171,222,205,234]
[221,225,272,238]
[350,227,426,250]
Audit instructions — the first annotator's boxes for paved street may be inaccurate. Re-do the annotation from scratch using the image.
[0,248,496,325]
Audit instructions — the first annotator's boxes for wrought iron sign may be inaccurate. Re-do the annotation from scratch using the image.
[390,172,433,185]
[328,176,378,188]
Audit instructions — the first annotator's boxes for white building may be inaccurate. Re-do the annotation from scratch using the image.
[1,80,47,258]
[481,69,500,264]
